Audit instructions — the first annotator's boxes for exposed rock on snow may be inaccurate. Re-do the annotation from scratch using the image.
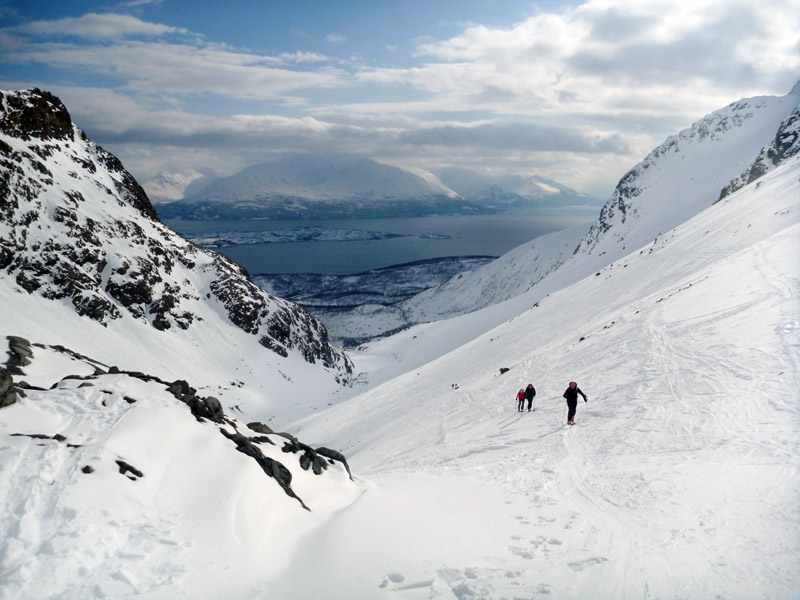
[0,367,16,408]
[1,339,353,513]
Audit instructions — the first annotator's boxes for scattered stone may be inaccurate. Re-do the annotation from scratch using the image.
[499,367,510,375]
[316,447,354,481]
[115,460,143,479]
[81,465,94,474]
[247,421,274,435]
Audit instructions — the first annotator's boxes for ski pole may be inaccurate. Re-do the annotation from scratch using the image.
[562,402,566,423]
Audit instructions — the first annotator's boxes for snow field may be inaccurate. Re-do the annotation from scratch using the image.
[0,348,359,599]
[286,159,800,599]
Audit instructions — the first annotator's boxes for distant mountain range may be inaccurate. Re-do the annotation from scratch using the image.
[155,154,601,220]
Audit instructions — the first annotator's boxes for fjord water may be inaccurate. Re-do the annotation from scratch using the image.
[164,211,596,275]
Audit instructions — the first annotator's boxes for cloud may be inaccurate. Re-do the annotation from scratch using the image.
[1,38,349,99]
[117,0,166,7]
[324,33,347,44]
[359,0,800,132]
[10,12,188,39]
[397,121,631,154]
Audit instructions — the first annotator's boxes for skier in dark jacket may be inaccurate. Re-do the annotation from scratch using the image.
[563,381,587,425]
[524,383,536,412]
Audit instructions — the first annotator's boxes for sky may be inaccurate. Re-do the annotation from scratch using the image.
[1,0,798,198]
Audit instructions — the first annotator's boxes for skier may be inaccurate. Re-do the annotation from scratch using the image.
[562,381,588,425]
[516,388,525,412]
[524,383,536,412]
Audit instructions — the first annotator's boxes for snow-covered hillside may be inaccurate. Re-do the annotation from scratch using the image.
[0,89,352,416]
[314,83,800,344]
[288,154,800,599]
[157,153,471,220]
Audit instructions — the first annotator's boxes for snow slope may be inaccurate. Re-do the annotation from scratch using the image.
[0,343,357,599]
[287,156,800,599]
[0,89,352,420]
[319,84,800,346]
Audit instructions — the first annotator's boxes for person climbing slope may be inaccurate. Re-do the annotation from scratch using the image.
[562,381,588,425]
[524,383,536,412]
[516,388,525,412]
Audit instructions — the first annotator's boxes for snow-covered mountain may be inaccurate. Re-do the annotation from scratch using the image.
[157,153,472,220]
[435,166,601,207]
[0,89,353,415]
[313,83,800,343]
[2,83,799,600]
[140,168,210,204]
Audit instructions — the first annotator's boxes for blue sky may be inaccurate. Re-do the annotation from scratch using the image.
[1,0,798,197]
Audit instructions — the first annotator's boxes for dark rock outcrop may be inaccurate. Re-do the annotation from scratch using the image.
[1,368,18,408]
[719,106,800,201]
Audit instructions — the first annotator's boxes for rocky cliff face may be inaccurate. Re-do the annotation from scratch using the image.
[719,106,800,200]
[0,89,352,379]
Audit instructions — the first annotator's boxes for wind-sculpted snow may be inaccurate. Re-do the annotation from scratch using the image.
[0,339,357,598]
[0,88,352,381]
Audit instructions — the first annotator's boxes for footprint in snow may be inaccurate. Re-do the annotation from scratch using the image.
[567,556,609,571]
[378,572,405,588]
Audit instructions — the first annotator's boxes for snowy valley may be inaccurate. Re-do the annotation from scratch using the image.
[1,79,799,600]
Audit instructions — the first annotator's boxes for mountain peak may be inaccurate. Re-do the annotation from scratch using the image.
[0,88,74,142]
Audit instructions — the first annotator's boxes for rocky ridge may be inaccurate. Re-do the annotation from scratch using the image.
[1,335,352,510]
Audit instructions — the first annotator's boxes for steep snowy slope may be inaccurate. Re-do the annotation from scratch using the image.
[0,342,357,599]
[286,156,800,599]
[0,89,352,417]
[157,153,467,220]
[321,83,800,345]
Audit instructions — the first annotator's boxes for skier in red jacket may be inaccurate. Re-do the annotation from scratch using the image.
[515,388,525,412]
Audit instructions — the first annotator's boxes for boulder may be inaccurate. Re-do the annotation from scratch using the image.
[0,368,18,408]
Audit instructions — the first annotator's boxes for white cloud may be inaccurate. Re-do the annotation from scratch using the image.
[2,38,349,99]
[358,0,800,133]
[10,12,188,39]
[324,33,347,44]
